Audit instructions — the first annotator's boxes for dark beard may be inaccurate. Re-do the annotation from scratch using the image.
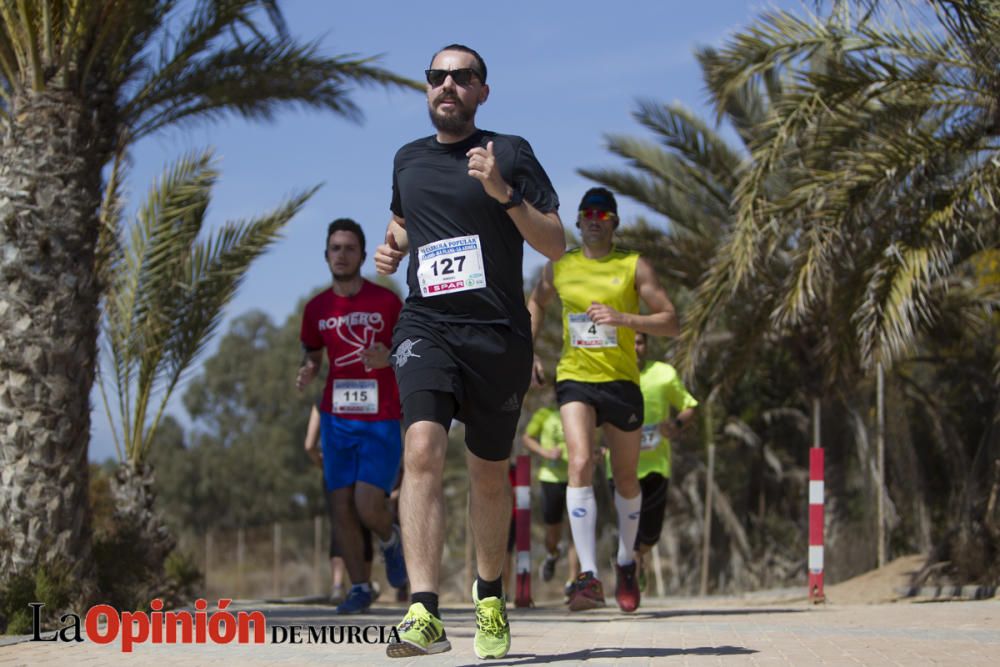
[332,268,360,282]
[428,99,474,135]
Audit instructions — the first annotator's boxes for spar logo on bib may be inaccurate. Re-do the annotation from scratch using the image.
[317,312,385,367]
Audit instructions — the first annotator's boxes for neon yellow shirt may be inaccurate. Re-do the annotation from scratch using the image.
[553,247,640,385]
[606,361,698,479]
[525,407,568,483]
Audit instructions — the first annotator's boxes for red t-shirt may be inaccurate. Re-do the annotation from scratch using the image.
[300,281,402,421]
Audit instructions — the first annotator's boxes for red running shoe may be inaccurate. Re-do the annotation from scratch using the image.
[615,561,640,613]
[567,571,606,611]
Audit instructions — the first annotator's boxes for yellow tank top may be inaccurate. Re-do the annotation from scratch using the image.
[553,247,640,384]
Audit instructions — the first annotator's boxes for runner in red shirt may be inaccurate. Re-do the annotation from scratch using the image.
[297,218,407,614]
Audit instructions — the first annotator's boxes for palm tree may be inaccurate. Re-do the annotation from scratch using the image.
[687,0,1000,375]
[0,0,417,581]
[690,0,1000,563]
[96,148,311,603]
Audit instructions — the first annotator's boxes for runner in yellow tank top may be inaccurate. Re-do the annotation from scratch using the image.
[527,187,679,614]
[553,246,640,384]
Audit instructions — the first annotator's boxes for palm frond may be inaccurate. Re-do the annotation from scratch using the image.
[633,99,745,189]
[127,39,421,140]
[136,185,317,460]
[102,149,217,456]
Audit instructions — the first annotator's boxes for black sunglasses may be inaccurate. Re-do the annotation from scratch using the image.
[425,68,481,87]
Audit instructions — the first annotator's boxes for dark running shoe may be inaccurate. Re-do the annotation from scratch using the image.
[541,551,559,582]
[615,561,640,613]
[563,580,575,604]
[335,585,373,615]
[382,524,409,589]
[567,571,606,611]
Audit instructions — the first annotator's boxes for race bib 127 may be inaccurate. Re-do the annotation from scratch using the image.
[417,235,486,297]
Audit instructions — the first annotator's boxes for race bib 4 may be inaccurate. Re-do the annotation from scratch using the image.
[568,313,617,348]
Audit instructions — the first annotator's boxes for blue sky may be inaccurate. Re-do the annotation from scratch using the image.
[90,0,810,462]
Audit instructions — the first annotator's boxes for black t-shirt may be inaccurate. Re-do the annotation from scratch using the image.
[390,129,559,339]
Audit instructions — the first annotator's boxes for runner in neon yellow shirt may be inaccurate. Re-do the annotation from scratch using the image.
[528,187,679,613]
[607,331,697,589]
[520,406,580,593]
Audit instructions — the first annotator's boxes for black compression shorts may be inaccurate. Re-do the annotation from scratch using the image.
[392,317,532,461]
[540,481,568,525]
[609,472,670,548]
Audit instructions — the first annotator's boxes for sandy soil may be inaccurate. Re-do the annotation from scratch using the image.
[822,554,927,605]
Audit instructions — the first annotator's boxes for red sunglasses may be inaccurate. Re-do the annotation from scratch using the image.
[579,208,617,222]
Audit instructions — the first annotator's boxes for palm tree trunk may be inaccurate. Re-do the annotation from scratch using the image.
[0,91,106,585]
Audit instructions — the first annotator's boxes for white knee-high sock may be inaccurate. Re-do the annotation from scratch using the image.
[614,490,642,566]
[566,485,598,576]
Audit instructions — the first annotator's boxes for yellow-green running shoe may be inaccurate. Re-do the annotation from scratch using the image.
[386,602,451,658]
[472,582,511,659]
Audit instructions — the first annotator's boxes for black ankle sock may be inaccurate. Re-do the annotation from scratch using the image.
[476,575,503,600]
[411,591,440,619]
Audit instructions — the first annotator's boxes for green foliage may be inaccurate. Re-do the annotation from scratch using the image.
[0,573,36,635]
[150,307,322,531]
[92,521,157,611]
[163,550,203,603]
[688,1,1000,375]
[0,560,77,635]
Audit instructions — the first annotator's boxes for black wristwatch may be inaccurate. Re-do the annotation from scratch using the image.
[502,186,523,209]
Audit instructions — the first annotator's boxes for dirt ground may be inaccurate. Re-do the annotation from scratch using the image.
[822,553,927,605]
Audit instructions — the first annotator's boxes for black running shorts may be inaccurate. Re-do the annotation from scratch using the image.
[610,472,670,548]
[540,480,568,525]
[391,317,532,461]
[555,379,644,432]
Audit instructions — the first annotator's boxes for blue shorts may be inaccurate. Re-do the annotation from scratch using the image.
[320,412,402,494]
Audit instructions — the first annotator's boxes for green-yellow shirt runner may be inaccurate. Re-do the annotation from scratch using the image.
[606,361,698,479]
[525,406,568,484]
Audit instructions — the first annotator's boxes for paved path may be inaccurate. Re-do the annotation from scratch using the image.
[2,596,998,665]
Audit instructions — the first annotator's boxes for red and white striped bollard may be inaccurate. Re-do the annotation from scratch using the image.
[808,447,825,603]
[514,454,533,607]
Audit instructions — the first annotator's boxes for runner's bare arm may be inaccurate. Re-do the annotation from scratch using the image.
[586,257,679,337]
[375,215,408,275]
[511,207,564,263]
[633,257,679,337]
[526,262,557,386]
[467,141,565,261]
[303,404,323,468]
[661,406,696,440]
[521,432,561,460]
[360,342,392,370]
[296,349,323,391]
